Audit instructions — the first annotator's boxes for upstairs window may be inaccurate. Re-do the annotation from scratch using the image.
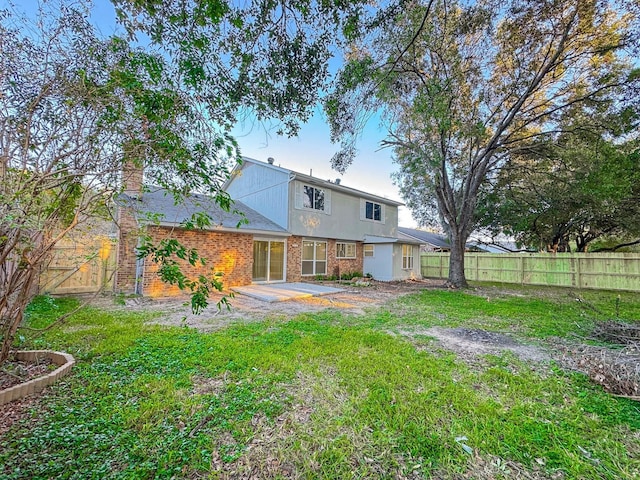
[360,199,385,223]
[303,185,325,211]
[366,201,382,221]
[295,182,331,214]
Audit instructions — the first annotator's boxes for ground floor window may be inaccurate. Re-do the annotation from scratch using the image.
[336,242,356,259]
[402,244,414,269]
[302,240,327,275]
[364,244,374,257]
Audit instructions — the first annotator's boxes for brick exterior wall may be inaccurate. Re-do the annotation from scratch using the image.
[286,236,363,281]
[141,227,253,297]
[329,239,364,278]
[286,236,303,282]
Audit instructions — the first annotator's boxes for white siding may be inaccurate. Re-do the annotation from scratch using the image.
[226,162,290,228]
[392,244,422,280]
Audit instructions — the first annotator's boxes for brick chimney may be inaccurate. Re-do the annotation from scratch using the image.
[122,159,143,199]
[116,158,144,294]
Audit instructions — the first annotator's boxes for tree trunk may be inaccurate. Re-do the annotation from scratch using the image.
[447,233,468,288]
[0,265,38,365]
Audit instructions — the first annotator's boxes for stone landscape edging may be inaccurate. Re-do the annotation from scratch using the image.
[0,350,75,405]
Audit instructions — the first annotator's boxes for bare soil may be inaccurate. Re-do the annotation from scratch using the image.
[0,358,53,390]
[103,279,446,331]
[0,358,53,436]
[397,326,551,364]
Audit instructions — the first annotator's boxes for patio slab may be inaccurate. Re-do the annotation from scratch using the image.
[231,282,343,303]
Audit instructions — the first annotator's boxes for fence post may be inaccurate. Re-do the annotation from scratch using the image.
[521,254,525,285]
[575,254,581,288]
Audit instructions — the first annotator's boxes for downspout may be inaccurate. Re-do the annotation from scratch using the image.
[134,237,144,295]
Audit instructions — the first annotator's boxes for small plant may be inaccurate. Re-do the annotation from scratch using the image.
[340,271,363,280]
[315,275,338,281]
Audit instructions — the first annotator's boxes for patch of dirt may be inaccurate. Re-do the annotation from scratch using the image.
[0,395,41,436]
[1,358,53,390]
[398,326,551,364]
[89,279,443,331]
[0,358,53,435]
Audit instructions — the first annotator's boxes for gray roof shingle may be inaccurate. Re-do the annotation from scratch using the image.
[121,188,288,234]
[398,227,450,248]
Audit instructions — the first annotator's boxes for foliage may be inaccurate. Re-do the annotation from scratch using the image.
[327,0,640,287]
[478,106,640,252]
[0,0,373,364]
[2,290,639,478]
[0,1,243,364]
[111,0,372,136]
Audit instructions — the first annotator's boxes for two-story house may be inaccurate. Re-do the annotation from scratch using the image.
[225,157,422,283]
[115,157,421,297]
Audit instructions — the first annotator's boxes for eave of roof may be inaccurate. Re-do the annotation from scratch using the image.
[231,156,404,207]
[398,227,450,248]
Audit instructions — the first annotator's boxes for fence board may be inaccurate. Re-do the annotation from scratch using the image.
[39,238,117,295]
[421,252,640,292]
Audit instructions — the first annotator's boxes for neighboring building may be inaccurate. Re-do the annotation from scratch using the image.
[115,157,422,296]
[398,227,451,252]
[399,227,525,254]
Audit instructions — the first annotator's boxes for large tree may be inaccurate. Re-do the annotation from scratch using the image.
[479,107,640,252]
[0,0,369,364]
[327,0,640,287]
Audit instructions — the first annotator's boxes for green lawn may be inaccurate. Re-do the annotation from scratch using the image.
[2,287,639,479]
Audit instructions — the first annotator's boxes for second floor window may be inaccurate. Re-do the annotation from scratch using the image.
[365,201,382,221]
[304,185,325,211]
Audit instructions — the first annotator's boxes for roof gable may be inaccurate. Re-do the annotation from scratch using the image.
[231,156,403,207]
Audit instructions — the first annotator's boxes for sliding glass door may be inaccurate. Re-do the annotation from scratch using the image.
[252,240,285,282]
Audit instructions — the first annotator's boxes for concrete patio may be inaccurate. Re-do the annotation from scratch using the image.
[231,282,343,303]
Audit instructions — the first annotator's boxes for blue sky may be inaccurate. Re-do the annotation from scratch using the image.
[10,0,418,227]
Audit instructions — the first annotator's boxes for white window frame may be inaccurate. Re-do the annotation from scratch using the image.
[302,240,327,276]
[360,199,385,223]
[295,182,331,214]
[402,244,414,269]
[364,244,375,257]
[336,242,356,259]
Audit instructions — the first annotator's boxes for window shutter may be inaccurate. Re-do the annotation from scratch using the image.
[324,189,331,215]
[360,199,365,220]
[381,204,386,224]
[294,182,302,209]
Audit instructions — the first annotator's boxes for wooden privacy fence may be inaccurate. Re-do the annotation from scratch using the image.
[421,252,640,292]
[39,237,117,295]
